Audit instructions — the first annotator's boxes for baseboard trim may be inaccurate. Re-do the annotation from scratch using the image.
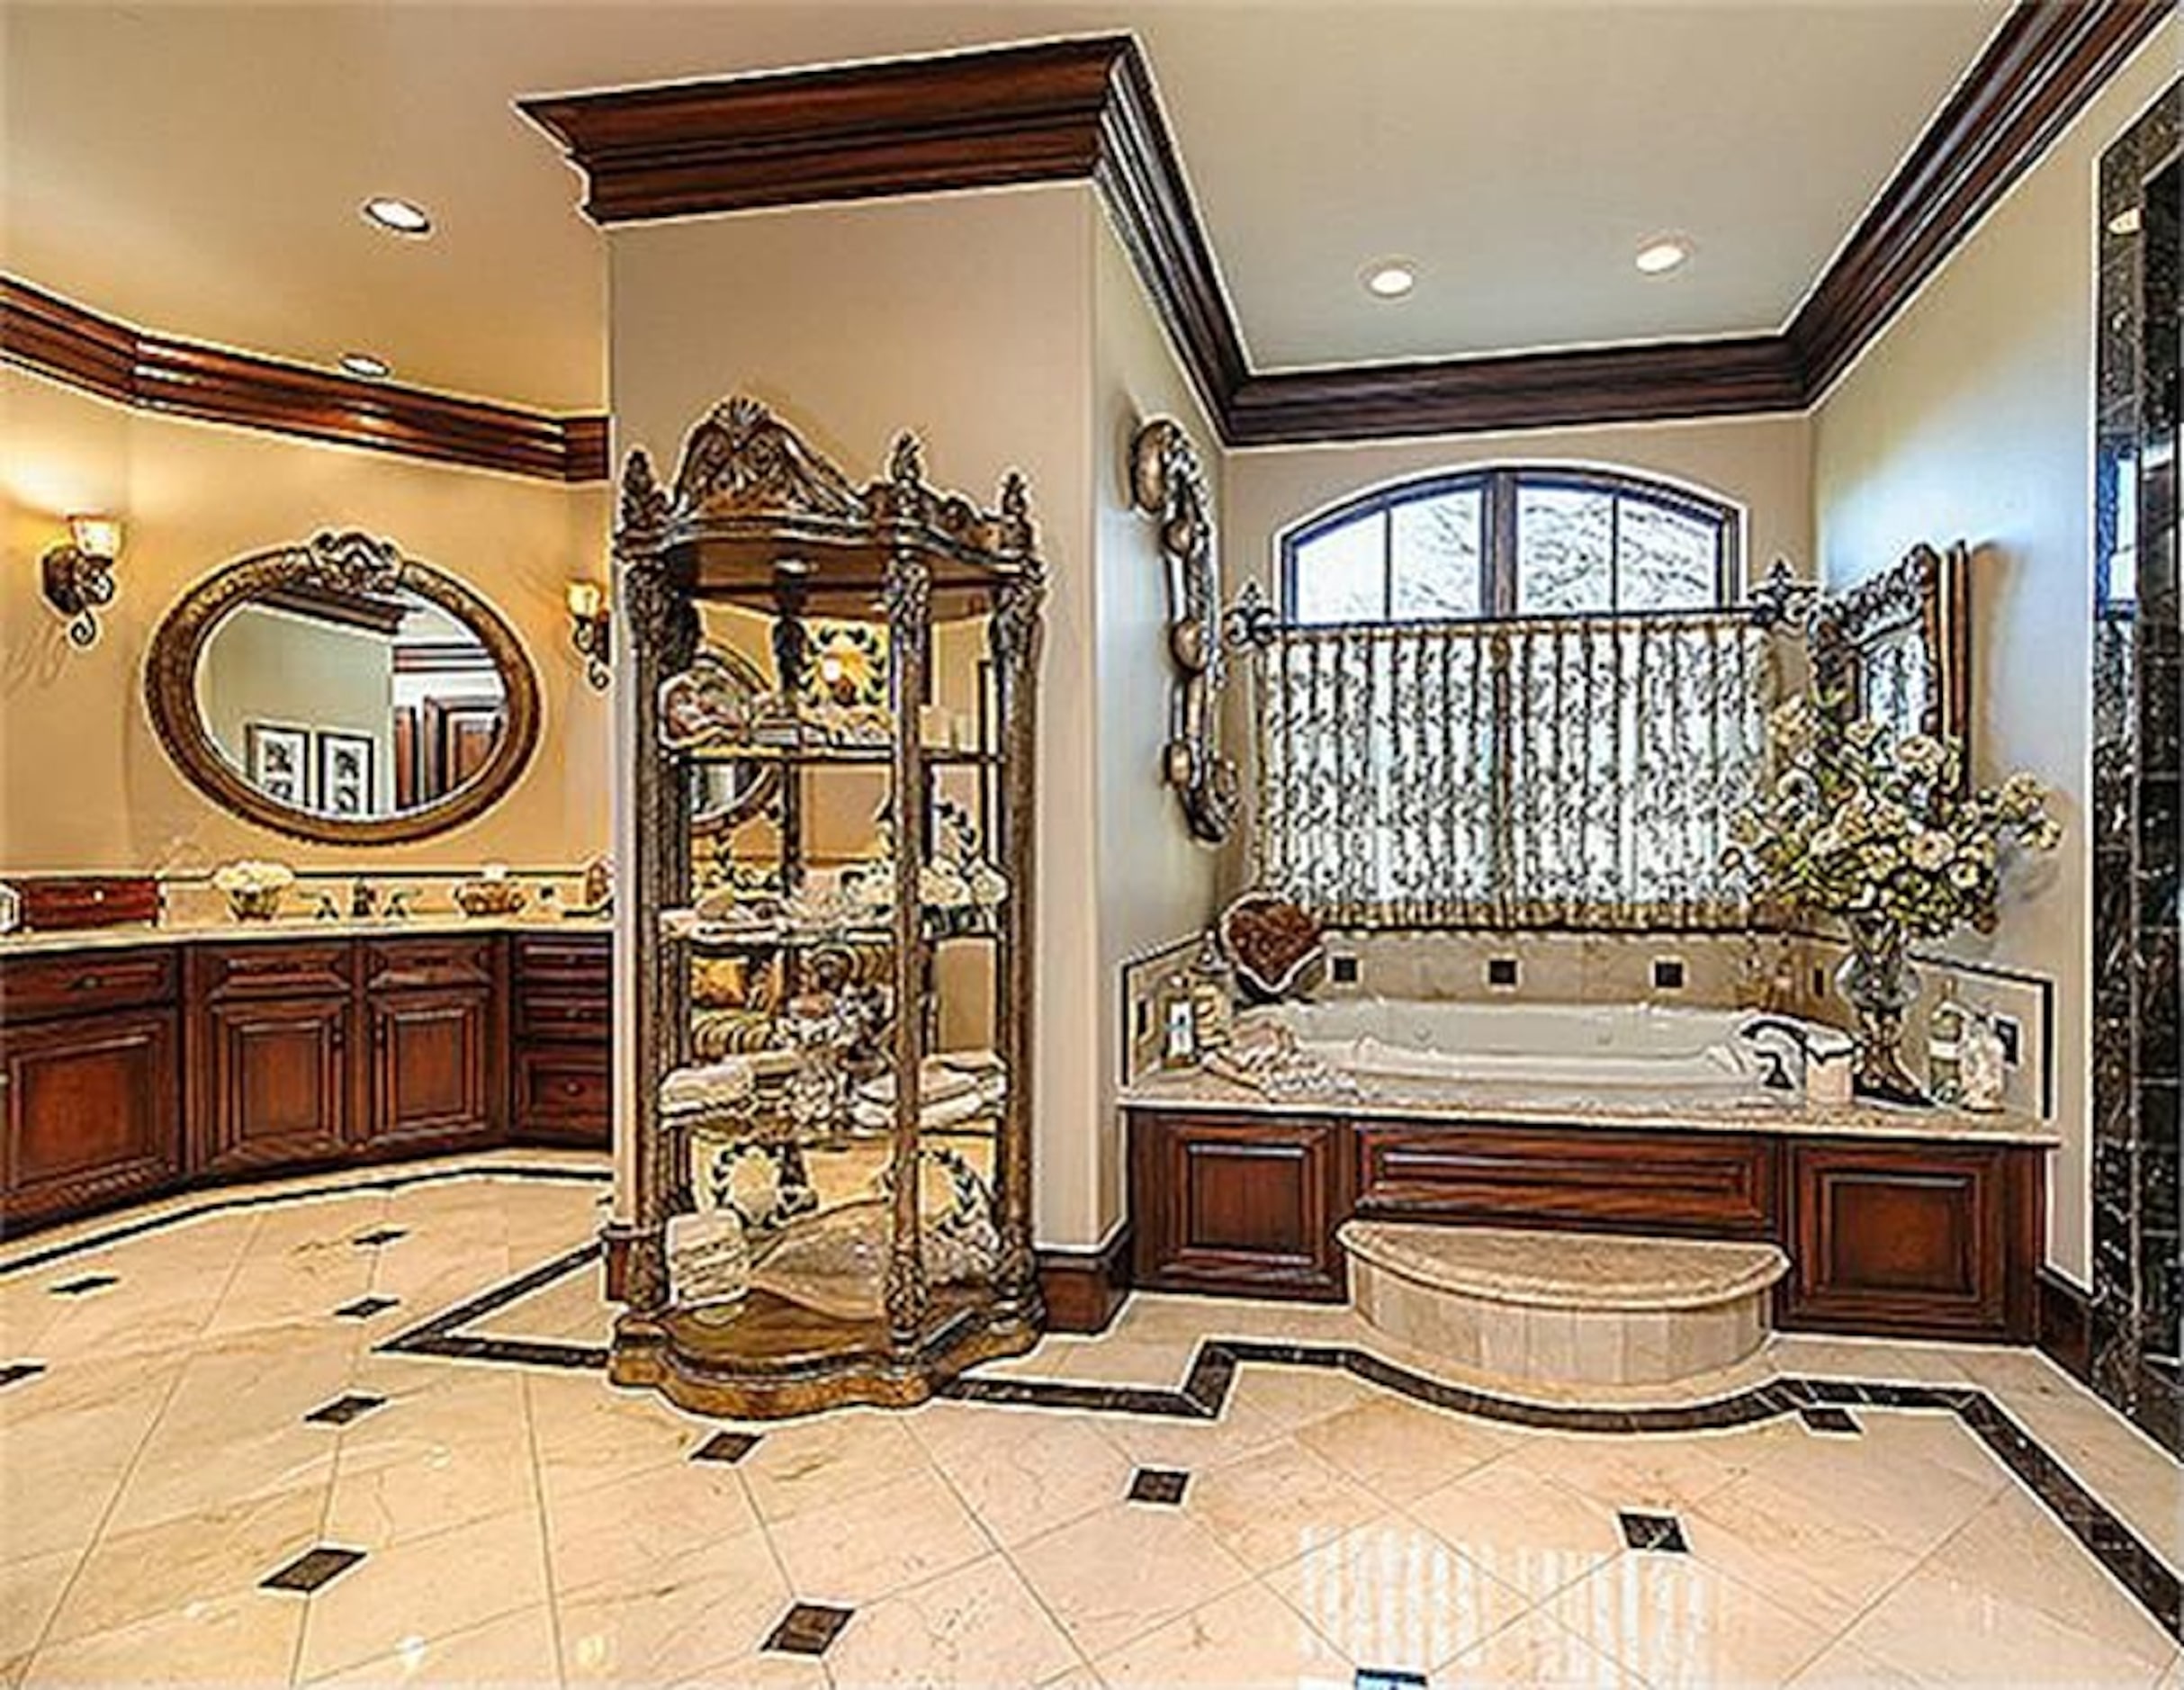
[2036,1267,2094,1382]
[1038,1226,1134,1335]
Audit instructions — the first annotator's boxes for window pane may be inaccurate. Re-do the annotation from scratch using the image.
[1617,499,1721,609]
[1290,516,1385,624]
[1516,485,1613,613]
[1390,490,1483,619]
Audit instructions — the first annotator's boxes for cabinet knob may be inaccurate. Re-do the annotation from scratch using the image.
[75,975,101,993]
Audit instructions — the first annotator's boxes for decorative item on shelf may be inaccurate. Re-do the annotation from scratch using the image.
[211,858,295,921]
[1158,966,1199,1069]
[1188,929,1235,1052]
[665,1209,750,1317]
[1204,1016,1362,1101]
[851,1052,1007,1134]
[1219,891,1327,1003]
[1958,1008,2008,1112]
[1723,694,2060,1105]
[40,514,121,649]
[453,864,527,918]
[574,857,613,916]
[1130,418,1241,843]
[803,622,886,710]
[0,881,18,936]
[565,580,611,690]
[919,796,1008,939]
[1928,982,1964,1105]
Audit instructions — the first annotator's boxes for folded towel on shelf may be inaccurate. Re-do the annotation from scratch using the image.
[661,1058,758,1117]
[852,1055,987,1110]
[849,1074,1006,1133]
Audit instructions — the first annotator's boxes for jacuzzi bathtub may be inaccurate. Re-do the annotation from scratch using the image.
[1241,997,1787,1093]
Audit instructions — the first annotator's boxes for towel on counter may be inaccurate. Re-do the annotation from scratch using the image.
[661,1058,758,1117]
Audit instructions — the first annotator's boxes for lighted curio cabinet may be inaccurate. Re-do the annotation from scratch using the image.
[611,398,1045,1416]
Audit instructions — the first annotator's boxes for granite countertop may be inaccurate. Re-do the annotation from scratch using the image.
[1119,1066,2060,1146]
[1341,1219,1789,1310]
[0,912,614,956]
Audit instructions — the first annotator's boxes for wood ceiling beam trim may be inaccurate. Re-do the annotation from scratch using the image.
[1,276,611,483]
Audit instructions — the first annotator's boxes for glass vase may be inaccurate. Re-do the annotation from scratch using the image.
[1837,913,1927,1105]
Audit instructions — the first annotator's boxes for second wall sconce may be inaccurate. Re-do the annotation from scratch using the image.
[566,580,610,689]
[42,514,122,649]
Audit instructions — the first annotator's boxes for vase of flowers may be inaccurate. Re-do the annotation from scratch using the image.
[1723,697,2061,1105]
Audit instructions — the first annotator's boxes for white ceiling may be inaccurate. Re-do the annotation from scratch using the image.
[4,2,2009,415]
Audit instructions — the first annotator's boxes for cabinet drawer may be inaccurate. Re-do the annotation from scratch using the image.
[3,1007,181,1226]
[517,990,611,1045]
[364,937,498,993]
[1356,1122,1777,1236]
[514,1047,610,1142]
[196,941,354,999]
[3,948,177,1022]
[514,934,610,989]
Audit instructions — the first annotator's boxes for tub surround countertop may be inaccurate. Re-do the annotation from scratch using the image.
[1340,1220,1790,1312]
[0,912,614,956]
[1119,1065,2060,1146]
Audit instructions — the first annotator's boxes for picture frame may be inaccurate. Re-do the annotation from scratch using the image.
[243,721,312,807]
[314,730,376,818]
[1811,540,1972,786]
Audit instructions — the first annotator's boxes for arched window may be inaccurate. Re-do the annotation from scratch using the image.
[1281,466,1739,625]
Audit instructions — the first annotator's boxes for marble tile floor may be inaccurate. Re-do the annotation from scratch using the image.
[0,1157,2177,1689]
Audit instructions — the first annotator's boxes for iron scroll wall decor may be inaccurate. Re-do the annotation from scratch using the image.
[1130,417,1240,844]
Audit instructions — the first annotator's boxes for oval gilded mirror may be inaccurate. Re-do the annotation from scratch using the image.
[145,531,542,845]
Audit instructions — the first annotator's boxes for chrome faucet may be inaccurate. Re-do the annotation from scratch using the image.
[349,879,378,920]
[1738,1015,1814,1092]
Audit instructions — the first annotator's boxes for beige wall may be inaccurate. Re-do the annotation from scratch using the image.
[1811,22,2179,1285]
[607,184,1119,1246]
[1,367,611,874]
[197,606,396,812]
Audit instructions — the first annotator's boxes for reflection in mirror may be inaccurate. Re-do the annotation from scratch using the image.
[196,587,508,823]
[145,531,540,846]
[688,643,782,835]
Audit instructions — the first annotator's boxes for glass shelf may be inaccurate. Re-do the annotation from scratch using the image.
[670,921,1001,950]
[678,742,999,769]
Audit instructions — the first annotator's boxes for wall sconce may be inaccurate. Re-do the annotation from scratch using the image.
[42,515,122,648]
[565,580,610,689]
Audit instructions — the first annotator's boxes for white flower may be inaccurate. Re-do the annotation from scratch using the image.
[1810,826,1847,858]
[1897,735,1945,774]
[1910,830,1954,871]
[1949,860,1983,889]
[967,863,1010,907]
[919,863,971,909]
[212,858,295,894]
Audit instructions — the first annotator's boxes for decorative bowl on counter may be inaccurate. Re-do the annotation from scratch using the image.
[212,858,295,922]
[454,875,528,918]
[1219,890,1326,1002]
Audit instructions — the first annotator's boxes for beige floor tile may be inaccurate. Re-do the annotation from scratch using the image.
[555,1544,788,1686]
[1741,1411,2001,1558]
[666,1653,828,1689]
[43,1479,328,1648]
[1502,1426,1759,1514]
[301,1602,563,1687]
[817,1553,1083,1688]
[544,1457,761,1603]
[1436,1609,1643,1688]
[23,1590,303,1687]
[1009,1498,1254,1661]
[1681,1465,1924,1629]
[1084,1395,1290,1473]
[738,1408,932,1524]
[1293,1397,1514,1505]
[1035,1335,1199,1387]
[1225,1362,1378,1432]
[1183,1435,1386,1573]
[1402,1456,1625,1605]
[1263,1513,1532,1674]
[1545,1551,1838,1689]
[0,1444,136,1570]
[908,1401,1135,1547]
[0,1551,76,1665]
[1091,1579,1355,1688]
[326,1378,537,1549]
[1783,1637,1933,1688]
[766,1464,991,1606]
[104,1416,341,1539]
[295,1506,551,1683]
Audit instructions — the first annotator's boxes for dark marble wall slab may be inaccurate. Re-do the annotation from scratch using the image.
[2090,85,2181,1456]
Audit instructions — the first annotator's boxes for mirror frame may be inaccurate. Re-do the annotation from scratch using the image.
[688,645,782,835]
[144,529,542,845]
[1811,539,1973,783]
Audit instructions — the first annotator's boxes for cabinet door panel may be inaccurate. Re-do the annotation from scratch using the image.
[512,1047,610,1147]
[1130,1111,1350,1299]
[3,1009,180,1225]
[368,990,496,1149]
[199,996,351,1174]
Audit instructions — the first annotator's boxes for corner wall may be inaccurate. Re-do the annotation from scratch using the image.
[1811,21,2179,1284]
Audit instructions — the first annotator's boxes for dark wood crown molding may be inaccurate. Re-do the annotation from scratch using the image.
[2,276,610,483]
[1788,0,2173,402]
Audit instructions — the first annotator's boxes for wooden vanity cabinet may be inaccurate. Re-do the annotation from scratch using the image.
[509,934,610,1148]
[1,948,183,1227]
[360,938,503,1154]
[190,941,355,1175]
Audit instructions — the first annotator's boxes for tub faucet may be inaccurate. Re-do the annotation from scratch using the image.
[349,879,378,920]
[1738,1015,1813,1092]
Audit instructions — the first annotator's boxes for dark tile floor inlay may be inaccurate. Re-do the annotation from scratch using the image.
[1128,1467,1191,1506]
[351,1227,409,1247]
[0,1362,46,1389]
[1618,1511,1690,1553]
[761,1602,854,1657]
[1356,1671,1430,1690]
[691,1430,761,1465]
[333,1294,400,1320]
[304,1392,387,1427]
[260,1546,366,1594]
[49,1273,117,1296]
[1800,1405,1863,1435]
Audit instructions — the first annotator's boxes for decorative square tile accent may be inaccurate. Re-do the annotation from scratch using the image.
[49,1273,117,1297]
[1356,1672,1430,1690]
[691,1430,760,1464]
[0,1362,46,1389]
[1331,954,1361,984]
[1652,957,1686,991]
[760,1603,853,1657]
[260,1546,366,1594]
[1617,1511,1689,1553]
[1128,1467,1191,1505]
[332,1294,400,1320]
[303,1392,386,1427]
[351,1227,408,1247]
[1800,1405,1863,1435]
[1487,957,1520,988]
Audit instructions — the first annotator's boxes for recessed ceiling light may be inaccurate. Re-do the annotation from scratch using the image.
[1634,237,1692,276]
[361,196,432,238]
[1362,260,1416,300]
[339,353,391,380]
[2108,207,2142,237]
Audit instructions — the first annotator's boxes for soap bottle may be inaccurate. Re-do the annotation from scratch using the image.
[1928,981,1964,1105]
[1189,931,1234,1053]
